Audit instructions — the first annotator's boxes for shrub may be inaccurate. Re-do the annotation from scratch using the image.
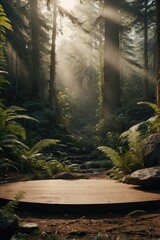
[98,131,144,177]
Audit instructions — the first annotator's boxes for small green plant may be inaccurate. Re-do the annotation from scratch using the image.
[0,105,38,175]
[0,3,12,70]
[0,158,19,175]
[98,132,144,177]
[19,139,60,173]
[1,191,24,215]
[126,209,147,218]
[137,102,160,134]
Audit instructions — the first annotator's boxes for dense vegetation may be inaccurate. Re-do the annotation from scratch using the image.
[0,0,160,179]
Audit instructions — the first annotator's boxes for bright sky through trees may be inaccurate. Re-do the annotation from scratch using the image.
[59,0,77,11]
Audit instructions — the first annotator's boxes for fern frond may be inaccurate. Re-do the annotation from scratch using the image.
[0,134,29,150]
[1,192,24,214]
[4,106,38,122]
[0,4,12,32]
[30,139,59,154]
[6,122,26,140]
[98,146,122,168]
[138,102,159,114]
[127,131,141,150]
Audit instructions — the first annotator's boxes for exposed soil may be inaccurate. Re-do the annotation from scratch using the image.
[8,172,159,240]
[18,211,160,240]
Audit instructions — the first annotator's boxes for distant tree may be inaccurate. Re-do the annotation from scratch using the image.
[102,0,121,119]
[29,0,41,100]
[49,0,57,109]
[156,0,160,108]
[143,0,149,100]
[120,0,156,105]
[136,0,156,100]
[1,0,30,102]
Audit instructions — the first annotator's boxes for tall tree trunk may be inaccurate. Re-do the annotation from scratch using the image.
[49,0,58,123]
[29,0,40,100]
[144,0,149,101]
[102,0,121,119]
[157,0,160,108]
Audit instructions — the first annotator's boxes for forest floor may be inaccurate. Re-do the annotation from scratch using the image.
[10,173,160,240]
[18,211,160,240]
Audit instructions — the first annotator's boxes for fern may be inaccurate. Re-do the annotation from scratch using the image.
[126,209,147,218]
[0,4,12,71]
[0,134,28,149]
[98,146,122,168]
[98,131,144,175]
[1,192,24,215]
[0,158,19,174]
[138,101,160,114]
[30,139,59,154]
[0,4,12,33]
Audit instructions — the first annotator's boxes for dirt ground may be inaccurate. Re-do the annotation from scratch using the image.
[18,211,160,240]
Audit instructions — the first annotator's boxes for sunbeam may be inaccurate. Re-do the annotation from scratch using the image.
[59,0,77,11]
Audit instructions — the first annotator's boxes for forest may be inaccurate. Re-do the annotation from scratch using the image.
[0,0,159,177]
[0,0,160,239]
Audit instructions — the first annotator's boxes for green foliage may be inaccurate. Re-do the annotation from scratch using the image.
[0,4,69,179]
[29,139,59,155]
[121,102,160,138]
[0,7,30,175]
[126,209,147,218]
[0,4,12,70]
[0,104,37,174]
[0,158,19,175]
[98,132,144,176]
[96,104,154,141]
[0,105,37,140]
[136,102,160,134]
[57,91,71,126]
[84,160,112,170]
[97,102,160,177]
[0,4,12,33]
[1,192,24,215]
[30,160,69,179]
[138,102,160,114]
[22,101,60,145]
[19,139,60,173]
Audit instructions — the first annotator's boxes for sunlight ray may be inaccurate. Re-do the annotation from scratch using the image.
[104,6,120,24]
[123,58,154,83]
[59,0,77,11]
[104,6,132,25]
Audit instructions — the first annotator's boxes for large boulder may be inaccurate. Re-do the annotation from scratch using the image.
[123,166,160,188]
[141,133,160,167]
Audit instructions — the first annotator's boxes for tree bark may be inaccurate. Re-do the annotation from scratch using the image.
[144,0,149,101]
[29,0,40,100]
[102,0,121,119]
[157,0,160,108]
[49,0,58,123]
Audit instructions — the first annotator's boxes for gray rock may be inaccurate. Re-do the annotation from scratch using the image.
[124,166,160,188]
[141,133,160,167]
[0,210,18,240]
[18,222,39,234]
